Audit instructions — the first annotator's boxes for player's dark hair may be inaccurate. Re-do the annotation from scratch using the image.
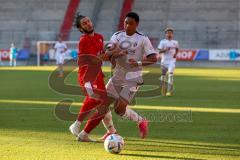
[74,12,86,29]
[165,27,174,33]
[126,12,139,23]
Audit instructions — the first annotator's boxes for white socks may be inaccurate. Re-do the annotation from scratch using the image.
[79,130,88,136]
[122,107,143,124]
[102,107,144,133]
[75,120,81,127]
[102,111,117,134]
[168,73,174,92]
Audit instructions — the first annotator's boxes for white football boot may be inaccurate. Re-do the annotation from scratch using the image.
[77,131,96,142]
[69,120,81,137]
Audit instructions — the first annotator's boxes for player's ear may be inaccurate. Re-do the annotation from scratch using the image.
[135,21,139,26]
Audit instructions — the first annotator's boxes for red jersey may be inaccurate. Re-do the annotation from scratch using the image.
[78,33,104,86]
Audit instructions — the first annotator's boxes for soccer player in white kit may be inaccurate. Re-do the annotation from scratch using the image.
[100,12,158,139]
[54,36,67,77]
[158,27,179,96]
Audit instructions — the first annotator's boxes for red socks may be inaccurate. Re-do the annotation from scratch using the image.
[83,111,105,134]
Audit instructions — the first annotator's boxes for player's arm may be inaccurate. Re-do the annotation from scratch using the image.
[129,36,158,67]
[62,43,68,53]
[54,45,57,53]
[159,48,170,54]
[129,53,157,67]
[173,42,179,58]
[98,51,111,61]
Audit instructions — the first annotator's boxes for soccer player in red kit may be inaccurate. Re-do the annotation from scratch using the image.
[69,13,117,142]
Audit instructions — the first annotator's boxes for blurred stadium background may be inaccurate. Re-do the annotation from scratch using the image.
[0,0,240,67]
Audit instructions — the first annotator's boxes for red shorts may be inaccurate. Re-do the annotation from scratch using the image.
[78,72,106,105]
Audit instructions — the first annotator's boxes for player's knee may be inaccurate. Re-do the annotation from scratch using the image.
[114,107,125,116]
[96,105,109,115]
[162,70,167,76]
[161,66,167,75]
[114,100,127,116]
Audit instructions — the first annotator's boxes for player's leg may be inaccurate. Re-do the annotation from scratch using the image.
[166,62,175,96]
[77,100,110,142]
[58,63,63,77]
[100,111,118,140]
[114,84,149,138]
[13,59,16,66]
[77,76,113,142]
[69,97,98,137]
[9,55,12,66]
[56,55,64,77]
[114,97,148,139]
[160,64,168,96]
[100,79,120,140]
[70,74,101,137]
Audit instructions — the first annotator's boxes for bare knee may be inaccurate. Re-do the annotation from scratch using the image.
[114,98,127,116]
[96,105,109,115]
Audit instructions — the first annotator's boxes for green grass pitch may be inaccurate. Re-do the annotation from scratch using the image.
[0,66,240,160]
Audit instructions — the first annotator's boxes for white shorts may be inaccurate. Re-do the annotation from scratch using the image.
[56,54,64,64]
[106,79,138,104]
[161,61,176,73]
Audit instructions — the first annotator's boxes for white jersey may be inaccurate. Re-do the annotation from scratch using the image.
[157,39,179,64]
[54,42,67,64]
[54,42,67,55]
[110,31,157,85]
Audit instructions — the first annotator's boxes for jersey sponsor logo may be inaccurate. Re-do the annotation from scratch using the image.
[133,42,138,47]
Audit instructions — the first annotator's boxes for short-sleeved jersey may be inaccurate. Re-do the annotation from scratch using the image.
[110,31,157,85]
[78,33,104,86]
[157,39,179,64]
[54,42,67,55]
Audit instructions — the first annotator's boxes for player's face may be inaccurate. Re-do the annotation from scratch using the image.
[124,17,138,35]
[166,31,173,40]
[58,37,62,42]
[80,17,94,34]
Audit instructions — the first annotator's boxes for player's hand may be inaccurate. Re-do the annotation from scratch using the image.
[165,47,171,52]
[173,53,177,58]
[105,43,127,58]
[84,82,100,99]
[114,50,128,57]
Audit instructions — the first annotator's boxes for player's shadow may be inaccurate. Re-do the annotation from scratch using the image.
[127,139,240,151]
[120,153,205,160]
[125,139,240,157]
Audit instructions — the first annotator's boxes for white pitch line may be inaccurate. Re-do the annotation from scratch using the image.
[0,99,240,113]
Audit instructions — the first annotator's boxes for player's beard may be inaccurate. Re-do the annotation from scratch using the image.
[83,27,94,34]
